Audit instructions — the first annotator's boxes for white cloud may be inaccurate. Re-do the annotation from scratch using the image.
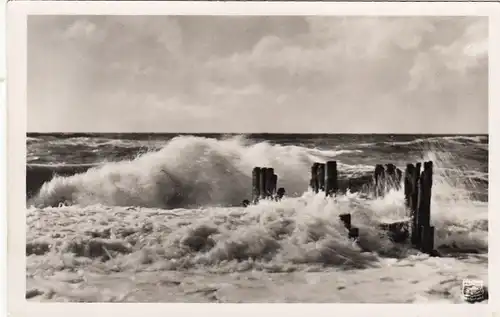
[28,16,488,133]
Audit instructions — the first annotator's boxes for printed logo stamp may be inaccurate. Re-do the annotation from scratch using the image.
[462,279,485,303]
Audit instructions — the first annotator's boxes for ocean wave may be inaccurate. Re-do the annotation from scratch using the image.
[31,136,367,209]
[30,136,487,210]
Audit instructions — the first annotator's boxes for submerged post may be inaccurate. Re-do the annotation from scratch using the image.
[325,161,338,196]
[310,163,320,193]
[252,167,261,203]
[339,213,352,229]
[276,187,286,201]
[374,164,385,197]
[349,227,359,240]
[317,163,326,192]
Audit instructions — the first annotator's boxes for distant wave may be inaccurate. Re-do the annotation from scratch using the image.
[356,135,488,149]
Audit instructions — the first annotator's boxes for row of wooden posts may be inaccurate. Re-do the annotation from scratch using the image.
[251,167,285,203]
[309,161,404,196]
[249,160,436,255]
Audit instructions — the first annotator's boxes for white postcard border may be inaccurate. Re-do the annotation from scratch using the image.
[6,1,500,316]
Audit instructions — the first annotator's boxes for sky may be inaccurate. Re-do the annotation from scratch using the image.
[28,16,488,134]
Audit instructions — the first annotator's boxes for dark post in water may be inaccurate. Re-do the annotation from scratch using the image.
[411,162,422,245]
[271,173,278,198]
[310,163,320,193]
[420,225,435,254]
[325,160,338,196]
[260,167,268,199]
[405,164,420,246]
[339,213,352,229]
[374,164,385,197]
[418,161,434,253]
[252,167,261,203]
[396,168,403,190]
[317,163,326,192]
[404,164,414,209]
[385,163,397,191]
[265,168,275,198]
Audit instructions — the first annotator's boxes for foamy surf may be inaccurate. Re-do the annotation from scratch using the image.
[26,189,487,302]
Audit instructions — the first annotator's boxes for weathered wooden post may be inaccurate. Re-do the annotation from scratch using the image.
[265,168,275,199]
[276,187,286,201]
[339,213,351,229]
[325,161,338,196]
[418,161,434,253]
[374,164,385,197]
[411,162,422,247]
[310,163,320,193]
[411,163,421,212]
[404,164,414,208]
[385,163,396,191]
[348,227,359,240]
[405,164,419,246]
[260,167,268,199]
[271,173,278,198]
[317,163,326,192]
[252,167,261,203]
[396,168,403,190]
[339,213,359,239]
[420,225,435,254]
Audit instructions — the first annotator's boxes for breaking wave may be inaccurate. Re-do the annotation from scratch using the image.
[31,136,369,209]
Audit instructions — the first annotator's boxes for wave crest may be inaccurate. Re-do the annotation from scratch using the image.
[32,136,367,209]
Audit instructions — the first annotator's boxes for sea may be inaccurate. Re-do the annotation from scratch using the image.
[25,133,489,303]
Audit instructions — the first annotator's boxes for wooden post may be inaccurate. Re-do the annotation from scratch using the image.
[374,164,385,197]
[418,161,433,252]
[409,162,422,247]
[404,164,414,209]
[411,163,421,212]
[325,161,338,196]
[420,225,435,254]
[385,163,396,191]
[349,227,359,240]
[417,161,432,228]
[276,187,286,200]
[311,163,319,193]
[259,167,268,199]
[252,167,261,203]
[265,168,275,199]
[405,164,421,246]
[395,168,402,190]
[317,163,326,192]
[339,213,351,229]
[271,173,278,198]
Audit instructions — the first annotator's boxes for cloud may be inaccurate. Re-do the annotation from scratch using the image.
[28,16,488,133]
